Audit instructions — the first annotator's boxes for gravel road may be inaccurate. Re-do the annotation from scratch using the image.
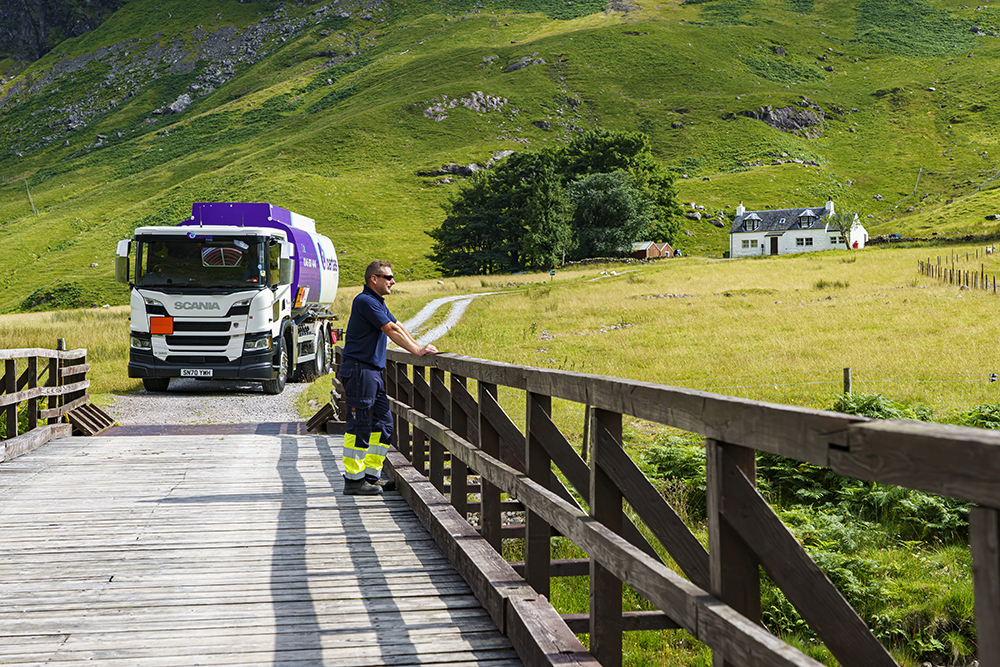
[104,378,312,425]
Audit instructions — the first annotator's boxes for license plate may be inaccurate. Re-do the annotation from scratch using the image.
[181,369,213,377]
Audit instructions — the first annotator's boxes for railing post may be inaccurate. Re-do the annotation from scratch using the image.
[450,373,469,519]
[525,391,552,598]
[429,366,447,494]
[589,408,623,667]
[390,360,411,459]
[3,358,15,439]
[26,354,37,432]
[479,381,503,554]
[971,506,1000,667]
[706,439,761,667]
[46,345,62,425]
[412,366,428,476]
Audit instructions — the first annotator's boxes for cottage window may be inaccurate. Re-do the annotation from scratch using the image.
[751,239,758,248]
[742,240,750,249]
[831,236,841,244]
[796,237,814,247]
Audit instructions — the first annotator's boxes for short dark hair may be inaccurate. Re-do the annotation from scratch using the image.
[365,260,393,284]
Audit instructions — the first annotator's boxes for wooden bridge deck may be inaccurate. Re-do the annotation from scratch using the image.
[0,429,521,666]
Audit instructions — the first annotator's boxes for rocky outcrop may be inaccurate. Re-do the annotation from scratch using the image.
[0,0,124,62]
[736,98,825,138]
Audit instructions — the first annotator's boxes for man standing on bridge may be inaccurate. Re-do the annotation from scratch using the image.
[339,260,438,495]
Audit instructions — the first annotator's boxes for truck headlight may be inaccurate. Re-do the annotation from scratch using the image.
[131,336,152,350]
[233,298,253,307]
[244,336,271,351]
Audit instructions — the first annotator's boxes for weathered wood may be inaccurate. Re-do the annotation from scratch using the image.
[593,416,709,589]
[707,439,761,667]
[0,379,90,408]
[479,382,504,555]
[37,393,89,420]
[590,409,623,667]
[835,420,1000,507]
[718,443,897,667]
[2,431,521,667]
[510,558,591,578]
[4,358,14,439]
[0,347,86,361]
[525,392,552,599]
[429,367,449,494]
[971,506,1000,667]
[1,423,72,462]
[59,363,91,377]
[528,400,663,563]
[388,447,596,667]
[400,407,822,666]
[561,610,680,633]
[451,374,470,519]
[411,366,428,475]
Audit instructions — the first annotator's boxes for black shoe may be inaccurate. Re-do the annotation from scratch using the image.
[370,477,396,492]
[344,478,383,495]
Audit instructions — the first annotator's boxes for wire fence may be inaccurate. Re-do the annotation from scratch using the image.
[918,245,1000,292]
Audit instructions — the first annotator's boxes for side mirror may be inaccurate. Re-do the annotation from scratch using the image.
[279,258,294,285]
[114,240,131,284]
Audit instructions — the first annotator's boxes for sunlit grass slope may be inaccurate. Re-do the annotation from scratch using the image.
[2,0,1000,313]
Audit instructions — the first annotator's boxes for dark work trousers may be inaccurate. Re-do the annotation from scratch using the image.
[338,357,393,481]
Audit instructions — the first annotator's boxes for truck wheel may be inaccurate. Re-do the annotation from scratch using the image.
[142,377,170,392]
[262,338,288,395]
[300,331,328,380]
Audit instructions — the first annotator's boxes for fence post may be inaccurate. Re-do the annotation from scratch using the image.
[590,408,623,667]
[429,367,448,494]
[707,439,761,667]
[26,354,37,432]
[478,381,502,554]
[450,373,469,519]
[3,358,15,439]
[46,347,61,425]
[412,366,428,476]
[843,368,852,395]
[971,506,1000,667]
[524,391,552,598]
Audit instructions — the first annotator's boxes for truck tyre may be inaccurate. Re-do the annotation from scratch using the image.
[142,377,170,392]
[302,332,328,380]
[262,338,288,395]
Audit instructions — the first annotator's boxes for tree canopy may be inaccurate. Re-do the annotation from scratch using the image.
[428,129,682,276]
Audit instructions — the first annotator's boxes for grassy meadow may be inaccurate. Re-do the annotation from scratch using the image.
[1,243,991,664]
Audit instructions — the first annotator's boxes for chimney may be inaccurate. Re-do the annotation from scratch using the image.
[825,198,834,215]
[736,201,745,217]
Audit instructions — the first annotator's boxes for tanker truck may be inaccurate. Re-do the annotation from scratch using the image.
[114,202,340,394]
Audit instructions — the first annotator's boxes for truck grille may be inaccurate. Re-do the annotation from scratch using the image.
[173,321,231,333]
[165,335,231,347]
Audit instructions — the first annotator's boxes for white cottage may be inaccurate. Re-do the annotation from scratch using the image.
[729,199,867,258]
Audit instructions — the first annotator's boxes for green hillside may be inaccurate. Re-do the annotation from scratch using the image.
[2,0,1000,312]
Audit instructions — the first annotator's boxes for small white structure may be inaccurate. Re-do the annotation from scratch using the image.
[729,199,867,258]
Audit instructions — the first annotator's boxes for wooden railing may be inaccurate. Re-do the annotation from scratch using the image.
[1,343,89,462]
[372,349,1000,667]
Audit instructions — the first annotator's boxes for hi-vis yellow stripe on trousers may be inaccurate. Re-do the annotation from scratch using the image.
[342,432,389,481]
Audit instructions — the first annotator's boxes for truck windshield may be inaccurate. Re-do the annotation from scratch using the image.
[135,237,266,288]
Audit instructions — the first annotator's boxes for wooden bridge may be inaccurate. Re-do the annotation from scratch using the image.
[2,345,999,666]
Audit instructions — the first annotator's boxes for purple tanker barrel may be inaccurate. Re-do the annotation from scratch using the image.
[182,203,339,313]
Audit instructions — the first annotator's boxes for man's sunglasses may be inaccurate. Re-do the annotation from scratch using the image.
[377,274,394,281]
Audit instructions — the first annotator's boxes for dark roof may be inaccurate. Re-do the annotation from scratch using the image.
[730,204,833,234]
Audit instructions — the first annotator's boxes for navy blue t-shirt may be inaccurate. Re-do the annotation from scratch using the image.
[343,285,397,369]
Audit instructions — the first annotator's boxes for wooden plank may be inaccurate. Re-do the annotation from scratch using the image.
[834,420,1000,507]
[38,393,89,420]
[590,409,623,667]
[401,352,865,466]
[480,382,504,555]
[971,506,1000,667]
[0,347,85,361]
[399,407,823,666]
[529,401,663,564]
[1,424,72,462]
[60,363,91,377]
[0,379,89,408]
[0,432,521,667]
[561,610,680,633]
[525,392,552,599]
[388,448,595,667]
[718,442,897,667]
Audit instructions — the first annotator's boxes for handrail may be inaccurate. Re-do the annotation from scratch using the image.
[378,348,1000,667]
[1,345,87,461]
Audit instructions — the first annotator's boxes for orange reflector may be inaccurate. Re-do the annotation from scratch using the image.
[150,317,173,335]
